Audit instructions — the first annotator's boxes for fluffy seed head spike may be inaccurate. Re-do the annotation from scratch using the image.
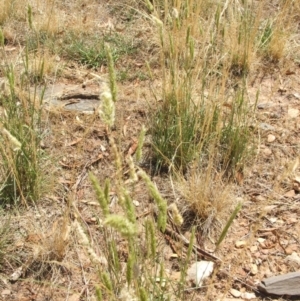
[168,203,184,226]
[98,84,115,127]
[2,128,22,151]
[104,215,137,237]
[137,169,167,231]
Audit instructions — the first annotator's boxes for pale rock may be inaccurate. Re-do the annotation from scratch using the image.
[276,219,284,225]
[230,288,241,298]
[293,93,300,99]
[288,108,299,118]
[235,240,247,248]
[133,200,140,207]
[187,261,214,287]
[269,217,277,224]
[250,245,258,253]
[9,266,22,281]
[285,252,300,266]
[263,147,272,156]
[267,134,276,143]
[284,190,295,198]
[241,292,256,299]
[250,263,258,275]
[257,238,265,244]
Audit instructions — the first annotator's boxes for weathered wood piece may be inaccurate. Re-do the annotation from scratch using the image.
[258,271,300,296]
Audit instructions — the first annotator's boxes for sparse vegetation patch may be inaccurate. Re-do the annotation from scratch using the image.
[0,0,299,300]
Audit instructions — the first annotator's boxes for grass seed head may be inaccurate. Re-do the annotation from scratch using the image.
[98,85,115,128]
[104,215,137,238]
[1,128,22,151]
[168,203,183,227]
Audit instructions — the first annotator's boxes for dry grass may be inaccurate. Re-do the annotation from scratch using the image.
[178,169,234,237]
[0,0,299,300]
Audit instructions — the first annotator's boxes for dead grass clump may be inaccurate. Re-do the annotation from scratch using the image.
[21,216,70,280]
[27,50,61,83]
[258,1,300,64]
[0,0,26,25]
[178,169,234,237]
[0,0,11,25]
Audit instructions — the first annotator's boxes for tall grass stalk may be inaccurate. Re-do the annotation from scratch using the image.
[0,62,45,205]
[0,3,53,205]
[149,0,260,173]
[87,144,197,300]
[216,201,242,248]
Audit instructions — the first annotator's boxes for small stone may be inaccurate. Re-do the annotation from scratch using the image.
[9,266,22,281]
[235,240,247,248]
[285,252,300,266]
[270,112,281,119]
[267,134,276,143]
[257,103,271,109]
[250,264,258,275]
[263,148,272,156]
[256,195,266,202]
[269,217,277,224]
[293,93,300,99]
[250,245,258,253]
[259,123,275,131]
[241,288,247,294]
[284,190,295,198]
[288,108,299,118]
[187,261,215,287]
[276,219,284,225]
[241,292,256,300]
[133,200,140,207]
[257,238,265,244]
[230,288,241,298]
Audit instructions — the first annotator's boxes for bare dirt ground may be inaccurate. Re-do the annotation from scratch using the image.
[0,1,300,301]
